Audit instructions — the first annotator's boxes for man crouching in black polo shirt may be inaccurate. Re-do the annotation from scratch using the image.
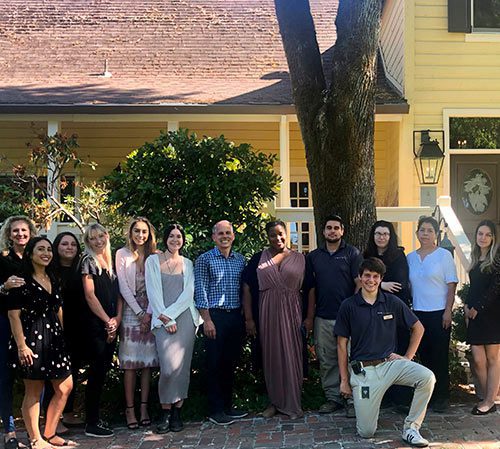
[334,258,435,447]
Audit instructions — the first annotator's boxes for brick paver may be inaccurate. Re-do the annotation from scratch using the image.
[15,404,500,449]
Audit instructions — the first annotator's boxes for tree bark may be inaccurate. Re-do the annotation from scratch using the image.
[275,0,380,249]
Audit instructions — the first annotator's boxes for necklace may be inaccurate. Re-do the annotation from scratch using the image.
[162,254,180,274]
[33,273,51,292]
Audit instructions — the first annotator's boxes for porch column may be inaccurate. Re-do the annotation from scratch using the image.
[47,121,61,201]
[167,121,179,132]
[47,121,60,240]
[279,115,290,207]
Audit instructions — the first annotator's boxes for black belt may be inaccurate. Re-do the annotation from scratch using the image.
[361,358,387,367]
[210,307,241,313]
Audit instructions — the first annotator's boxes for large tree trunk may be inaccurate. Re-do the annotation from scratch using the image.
[275,0,380,249]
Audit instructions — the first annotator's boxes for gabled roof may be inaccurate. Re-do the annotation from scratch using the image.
[0,0,407,113]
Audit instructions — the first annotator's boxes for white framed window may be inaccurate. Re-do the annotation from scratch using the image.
[289,180,313,253]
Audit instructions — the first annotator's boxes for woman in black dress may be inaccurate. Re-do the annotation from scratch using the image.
[465,219,500,415]
[364,220,412,406]
[7,237,73,449]
[81,224,122,438]
[51,232,85,427]
[0,215,37,449]
[364,220,411,304]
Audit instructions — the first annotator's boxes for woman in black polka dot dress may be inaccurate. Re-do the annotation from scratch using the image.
[7,237,74,449]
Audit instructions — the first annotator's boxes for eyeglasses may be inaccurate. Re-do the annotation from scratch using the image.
[374,232,390,237]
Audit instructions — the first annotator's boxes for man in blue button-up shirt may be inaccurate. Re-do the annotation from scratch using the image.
[195,220,246,425]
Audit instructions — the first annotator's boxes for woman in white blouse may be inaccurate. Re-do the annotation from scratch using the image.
[407,216,458,413]
[145,223,202,434]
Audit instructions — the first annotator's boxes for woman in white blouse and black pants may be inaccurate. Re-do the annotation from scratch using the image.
[407,216,458,413]
[145,224,202,434]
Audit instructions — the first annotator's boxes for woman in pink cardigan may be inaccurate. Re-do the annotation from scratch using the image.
[116,218,159,429]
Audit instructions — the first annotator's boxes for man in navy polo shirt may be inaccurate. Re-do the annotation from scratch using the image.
[335,258,435,447]
[304,215,362,416]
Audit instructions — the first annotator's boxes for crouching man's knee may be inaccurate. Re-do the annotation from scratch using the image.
[418,368,436,390]
[357,423,377,439]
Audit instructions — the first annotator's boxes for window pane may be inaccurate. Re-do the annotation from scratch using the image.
[291,199,298,207]
[299,199,309,207]
[473,0,500,29]
[450,117,500,149]
[302,234,310,246]
[301,222,309,232]
[299,182,309,197]
[290,182,298,198]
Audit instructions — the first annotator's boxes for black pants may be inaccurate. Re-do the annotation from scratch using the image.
[415,310,451,403]
[0,314,15,433]
[204,309,243,415]
[85,335,115,425]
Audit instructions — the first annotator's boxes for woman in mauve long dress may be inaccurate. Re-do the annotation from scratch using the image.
[243,220,305,419]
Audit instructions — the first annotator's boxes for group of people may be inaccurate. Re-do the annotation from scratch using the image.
[0,213,498,449]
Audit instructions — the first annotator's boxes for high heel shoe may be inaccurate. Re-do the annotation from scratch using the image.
[125,405,139,430]
[140,401,151,427]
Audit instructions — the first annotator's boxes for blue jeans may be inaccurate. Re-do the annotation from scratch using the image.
[0,314,15,433]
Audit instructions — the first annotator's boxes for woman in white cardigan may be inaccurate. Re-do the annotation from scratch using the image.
[116,218,159,430]
[145,223,202,434]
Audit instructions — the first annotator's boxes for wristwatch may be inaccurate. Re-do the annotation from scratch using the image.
[0,283,8,295]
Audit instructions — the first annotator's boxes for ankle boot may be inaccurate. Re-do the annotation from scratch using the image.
[156,409,171,434]
[169,407,184,432]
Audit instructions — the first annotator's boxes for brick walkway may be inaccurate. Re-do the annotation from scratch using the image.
[16,404,500,449]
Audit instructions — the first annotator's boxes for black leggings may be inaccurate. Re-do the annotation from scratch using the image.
[85,335,115,425]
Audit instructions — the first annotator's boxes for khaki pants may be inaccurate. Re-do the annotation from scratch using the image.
[314,317,342,403]
[350,359,435,438]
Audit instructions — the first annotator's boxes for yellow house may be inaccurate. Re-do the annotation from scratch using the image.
[1,0,498,278]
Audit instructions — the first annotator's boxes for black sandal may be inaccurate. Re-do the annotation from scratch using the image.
[43,434,77,447]
[140,401,151,426]
[125,405,139,430]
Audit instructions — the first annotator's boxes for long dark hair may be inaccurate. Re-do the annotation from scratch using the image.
[364,220,401,263]
[52,232,82,272]
[21,237,54,279]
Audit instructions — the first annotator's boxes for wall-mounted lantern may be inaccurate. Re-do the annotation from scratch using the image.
[413,130,445,185]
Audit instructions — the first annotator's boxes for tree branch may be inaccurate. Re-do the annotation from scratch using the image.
[274,0,326,123]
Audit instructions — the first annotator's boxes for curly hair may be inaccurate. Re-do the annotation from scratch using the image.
[0,215,37,253]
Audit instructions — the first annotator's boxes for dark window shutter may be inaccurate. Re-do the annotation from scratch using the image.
[448,0,472,32]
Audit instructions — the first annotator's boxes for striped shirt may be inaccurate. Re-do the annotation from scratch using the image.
[194,247,245,310]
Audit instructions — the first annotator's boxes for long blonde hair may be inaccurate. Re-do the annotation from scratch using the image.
[0,215,38,253]
[83,223,113,276]
[125,217,157,261]
[469,219,499,273]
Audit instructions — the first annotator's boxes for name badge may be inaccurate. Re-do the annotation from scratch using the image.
[383,314,394,320]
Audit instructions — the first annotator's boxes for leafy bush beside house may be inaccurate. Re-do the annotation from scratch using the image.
[105,129,281,258]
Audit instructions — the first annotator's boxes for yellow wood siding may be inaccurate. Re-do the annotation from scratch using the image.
[380,0,405,92]
[0,121,45,168]
[411,0,500,127]
[60,122,167,182]
[179,122,280,172]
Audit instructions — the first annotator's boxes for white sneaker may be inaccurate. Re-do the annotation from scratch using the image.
[402,428,429,447]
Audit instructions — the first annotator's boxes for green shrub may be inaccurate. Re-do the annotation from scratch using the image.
[104,129,280,259]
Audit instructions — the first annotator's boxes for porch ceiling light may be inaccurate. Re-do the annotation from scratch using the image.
[413,130,445,185]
